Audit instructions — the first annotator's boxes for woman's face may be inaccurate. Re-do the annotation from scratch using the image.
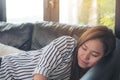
[77,39,104,69]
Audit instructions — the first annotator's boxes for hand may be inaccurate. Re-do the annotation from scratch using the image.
[34,74,48,80]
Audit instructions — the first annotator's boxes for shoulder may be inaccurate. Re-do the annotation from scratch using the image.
[58,35,75,40]
[52,36,77,51]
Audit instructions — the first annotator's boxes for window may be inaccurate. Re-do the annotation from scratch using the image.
[6,0,116,31]
[6,0,43,23]
[60,0,115,30]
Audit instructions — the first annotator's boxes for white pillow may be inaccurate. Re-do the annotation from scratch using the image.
[0,43,24,56]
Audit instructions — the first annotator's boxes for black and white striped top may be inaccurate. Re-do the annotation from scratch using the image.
[0,36,77,80]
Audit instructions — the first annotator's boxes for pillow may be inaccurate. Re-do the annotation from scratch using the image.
[0,43,24,56]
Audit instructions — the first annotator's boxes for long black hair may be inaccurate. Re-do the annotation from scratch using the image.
[70,47,89,80]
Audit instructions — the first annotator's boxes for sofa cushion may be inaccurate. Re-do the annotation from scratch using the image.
[31,21,88,50]
[0,22,34,51]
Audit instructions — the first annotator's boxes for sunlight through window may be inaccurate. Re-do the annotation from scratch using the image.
[60,0,115,30]
[6,0,43,23]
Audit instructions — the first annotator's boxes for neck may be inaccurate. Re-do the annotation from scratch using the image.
[79,67,89,78]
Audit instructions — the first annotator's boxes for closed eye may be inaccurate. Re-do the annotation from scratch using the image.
[91,52,99,57]
[91,51,102,57]
[81,44,87,51]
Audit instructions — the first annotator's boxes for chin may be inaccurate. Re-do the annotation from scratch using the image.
[78,63,89,69]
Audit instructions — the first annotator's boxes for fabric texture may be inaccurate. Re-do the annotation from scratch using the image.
[0,57,2,67]
[31,21,88,50]
[0,36,77,80]
[0,22,34,51]
[0,43,23,56]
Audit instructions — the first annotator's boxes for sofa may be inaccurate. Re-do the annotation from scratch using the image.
[0,21,120,80]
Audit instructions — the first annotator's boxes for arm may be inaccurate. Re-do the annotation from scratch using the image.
[33,36,76,79]
[34,74,47,80]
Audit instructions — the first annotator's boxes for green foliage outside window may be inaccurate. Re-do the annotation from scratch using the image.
[97,0,115,32]
[78,0,115,32]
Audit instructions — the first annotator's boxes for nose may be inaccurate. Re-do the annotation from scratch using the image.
[83,52,90,60]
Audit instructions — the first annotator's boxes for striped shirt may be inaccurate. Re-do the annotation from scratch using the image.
[0,36,77,80]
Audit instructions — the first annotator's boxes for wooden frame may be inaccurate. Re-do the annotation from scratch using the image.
[44,0,59,22]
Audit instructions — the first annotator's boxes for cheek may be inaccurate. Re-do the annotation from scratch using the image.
[77,48,83,59]
[78,48,84,56]
[77,48,85,61]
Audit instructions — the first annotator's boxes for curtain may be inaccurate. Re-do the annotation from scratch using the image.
[0,0,6,21]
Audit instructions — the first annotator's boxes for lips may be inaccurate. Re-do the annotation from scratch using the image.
[80,58,88,65]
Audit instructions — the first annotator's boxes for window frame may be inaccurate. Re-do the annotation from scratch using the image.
[44,0,59,22]
[0,0,6,21]
[0,0,119,38]
[115,0,120,38]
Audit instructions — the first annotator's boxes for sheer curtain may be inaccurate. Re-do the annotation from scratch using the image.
[6,0,43,23]
[60,0,98,25]
[60,0,115,30]
[60,0,79,24]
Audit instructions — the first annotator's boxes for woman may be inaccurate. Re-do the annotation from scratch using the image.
[0,26,116,80]
[70,26,116,80]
